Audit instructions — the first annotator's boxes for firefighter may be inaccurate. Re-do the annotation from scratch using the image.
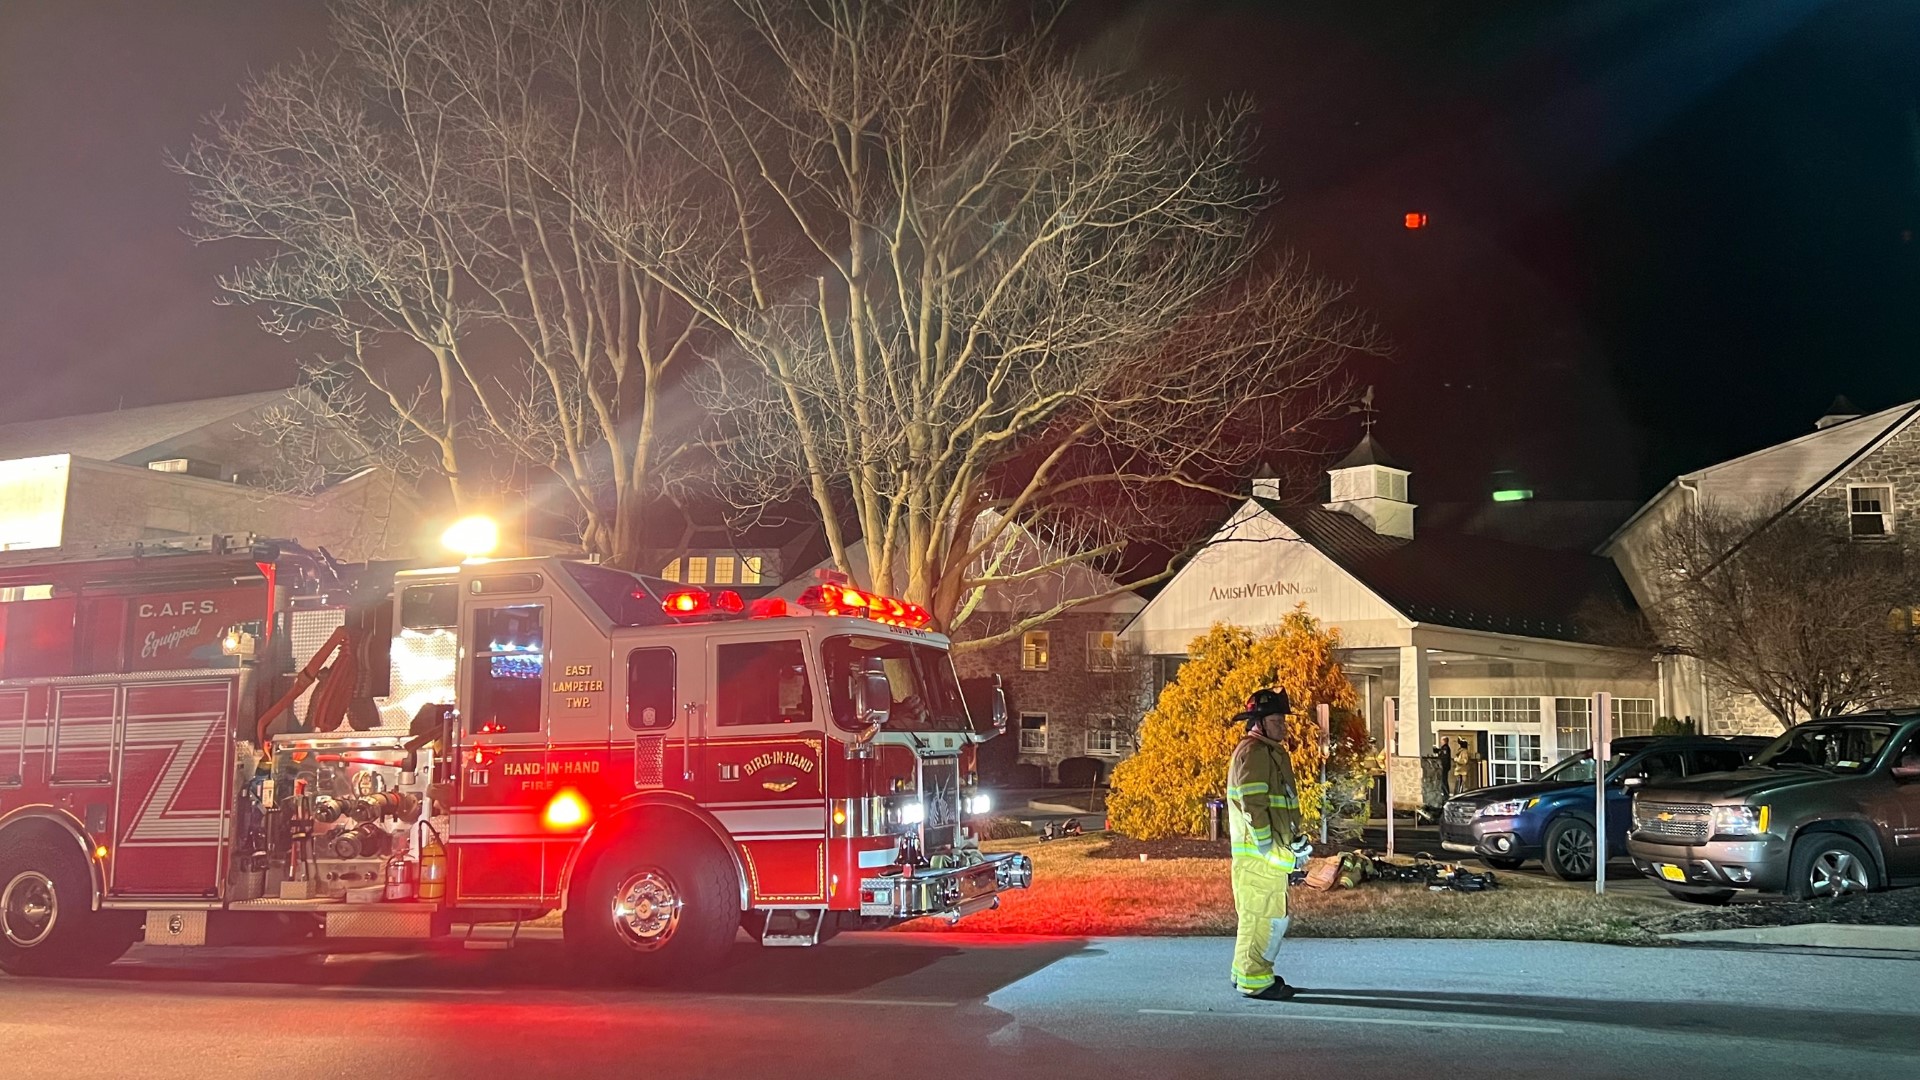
[1226,687,1311,1001]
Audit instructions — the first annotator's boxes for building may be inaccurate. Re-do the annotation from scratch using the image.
[0,390,425,561]
[1127,436,1657,805]
[1602,396,1920,732]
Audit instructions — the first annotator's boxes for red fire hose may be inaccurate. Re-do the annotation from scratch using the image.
[254,626,361,745]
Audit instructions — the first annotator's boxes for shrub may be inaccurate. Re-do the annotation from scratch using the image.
[976,816,1033,840]
[1652,715,1698,736]
[1107,610,1359,839]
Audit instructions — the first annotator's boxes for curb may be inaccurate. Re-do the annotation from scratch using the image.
[1662,923,1920,952]
[1026,800,1100,816]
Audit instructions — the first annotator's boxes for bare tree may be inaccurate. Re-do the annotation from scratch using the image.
[1641,499,1920,727]
[603,0,1368,643]
[175,0,705,564]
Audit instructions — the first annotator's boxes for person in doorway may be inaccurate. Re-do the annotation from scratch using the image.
[1435,737,1454,800]
[1226,688,1311,1001]
[1454,738,1477,792]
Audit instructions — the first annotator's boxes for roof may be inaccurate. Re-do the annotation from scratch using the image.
[1601,398,1920,553]
[0,389,295,464]
[1330,434,1405,472]
[1419,500,1641,553]
[1261,500,1639,644]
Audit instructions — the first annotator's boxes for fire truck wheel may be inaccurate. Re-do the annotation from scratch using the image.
[0,835,138,977]
[565,821,739,985]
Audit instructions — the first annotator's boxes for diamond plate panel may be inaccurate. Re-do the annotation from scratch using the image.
[635,736,665,788]
[325,908,436,939]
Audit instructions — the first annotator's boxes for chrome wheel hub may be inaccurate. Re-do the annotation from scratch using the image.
[2,870,57,949]
[610,870,682,951]
[1808,850,1869,897]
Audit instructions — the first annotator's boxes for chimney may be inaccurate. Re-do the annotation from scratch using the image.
[1815,395,1863,431]
[1325,435,1414,539]
[1250,460,1282,501]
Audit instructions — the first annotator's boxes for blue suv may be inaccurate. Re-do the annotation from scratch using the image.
[1438,735,1769,880]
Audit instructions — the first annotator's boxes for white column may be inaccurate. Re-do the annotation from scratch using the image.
[1397,643,1433,757]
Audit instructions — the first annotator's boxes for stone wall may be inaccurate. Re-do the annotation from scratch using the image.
[954,608,1147,786]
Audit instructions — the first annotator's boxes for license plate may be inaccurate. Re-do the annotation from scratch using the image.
[1658,864,1686,882]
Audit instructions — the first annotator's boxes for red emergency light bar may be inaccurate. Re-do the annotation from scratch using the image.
[659,583,932,629]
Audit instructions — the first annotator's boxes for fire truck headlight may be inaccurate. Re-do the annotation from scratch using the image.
[442,515,500,560]
[968,793,993,816]
[894,800,925,827]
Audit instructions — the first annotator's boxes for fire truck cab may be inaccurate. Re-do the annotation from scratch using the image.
[0,535,1030,983]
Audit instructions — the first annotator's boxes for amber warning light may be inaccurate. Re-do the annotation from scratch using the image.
[1404,212,1429,230]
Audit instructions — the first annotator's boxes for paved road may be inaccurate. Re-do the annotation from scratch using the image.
[2,933,1913,1080]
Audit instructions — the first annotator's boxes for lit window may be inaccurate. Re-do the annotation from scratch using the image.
[1086,631,1120,672]
[1614,698,1656,738]
[660,560,681,582]
[711,557,736,585]
[1021,631,1050,671]
[1488,733,1544,785]
[1018,713,1048,752]
[1850,485,1892,538]
[684,557,708,584]
[741,556,764,585]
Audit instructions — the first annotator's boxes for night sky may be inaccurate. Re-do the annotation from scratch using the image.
[3,0,1917,502]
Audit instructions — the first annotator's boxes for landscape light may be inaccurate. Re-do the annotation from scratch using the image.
[1492,489,1533,503]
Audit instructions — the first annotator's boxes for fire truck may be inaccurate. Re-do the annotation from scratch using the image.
[0,532,1030,983]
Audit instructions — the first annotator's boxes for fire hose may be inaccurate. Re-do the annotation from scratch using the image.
[254,626,360,745]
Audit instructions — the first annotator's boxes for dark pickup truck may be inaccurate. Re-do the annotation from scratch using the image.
[1627,713,1920,903]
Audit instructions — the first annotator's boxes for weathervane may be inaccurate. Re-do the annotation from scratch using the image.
[1355,385,1377,434]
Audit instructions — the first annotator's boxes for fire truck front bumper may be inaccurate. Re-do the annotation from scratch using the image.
[860,853,1033,922]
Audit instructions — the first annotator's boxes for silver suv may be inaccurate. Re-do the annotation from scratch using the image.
[1627,714,1920,903]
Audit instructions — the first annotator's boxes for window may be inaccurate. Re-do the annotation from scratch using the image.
[1554,698,1591,757]
[1021,631,1050,671]
[1689,747,1748,775]
[626,648,675,730]
[1085,631,1132,672]
[1431,697,1539,726]
[1614,698,1655,737]
[1850,485,1893,538]
[661,555,767,585]
[401,584,459,630]
[1623,750,1684,784]
[821,635,973,733]
[1488,732,1544,785]
[1086,726,1130,756]
[469,606,544,734]
[1018,713,1048,752]
[715,639,813,726]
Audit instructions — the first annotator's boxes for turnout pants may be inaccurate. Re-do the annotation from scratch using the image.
[1230,854,1291,993]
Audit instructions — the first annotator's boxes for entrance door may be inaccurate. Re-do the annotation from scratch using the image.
[450,600,548,902]
[700,634,828,906]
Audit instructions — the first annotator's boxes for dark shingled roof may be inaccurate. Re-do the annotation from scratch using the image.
[1330,434,1405,472]
[1260,500,1639,645]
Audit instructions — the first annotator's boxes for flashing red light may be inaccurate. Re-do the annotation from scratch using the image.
[662,588,710,616]
[1404,212,1429,230]
[713,590,745,614]
[749,596,791,619]
[796,583,933,629]
[543,788,592,831]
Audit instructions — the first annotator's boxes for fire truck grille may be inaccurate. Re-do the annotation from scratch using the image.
[634,736,665,788]
[920,757,961,855]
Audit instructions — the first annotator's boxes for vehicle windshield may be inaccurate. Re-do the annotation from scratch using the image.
[1752,723,1897,775]
[821,634,974,733]
[1537,747,1636,785]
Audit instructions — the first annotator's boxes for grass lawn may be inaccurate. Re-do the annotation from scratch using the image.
[897,835,1671,944]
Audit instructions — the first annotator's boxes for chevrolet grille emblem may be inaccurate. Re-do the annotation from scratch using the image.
[1656,812,1674,822]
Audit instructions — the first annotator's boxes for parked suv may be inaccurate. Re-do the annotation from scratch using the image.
[1629,713,1920,903]
[1439,735,1769,880]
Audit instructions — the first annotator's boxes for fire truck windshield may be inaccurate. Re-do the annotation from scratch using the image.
[822,634,974,734]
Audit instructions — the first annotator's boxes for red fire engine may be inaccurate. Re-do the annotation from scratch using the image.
[0,533,1029,982]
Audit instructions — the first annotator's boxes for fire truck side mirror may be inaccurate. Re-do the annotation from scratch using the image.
[855,660,892,731]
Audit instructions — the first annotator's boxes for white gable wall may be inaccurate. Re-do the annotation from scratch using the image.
[1125,500,1404,656]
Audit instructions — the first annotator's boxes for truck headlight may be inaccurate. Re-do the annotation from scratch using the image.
[1477,798,1538,818]
[1712,805,1769,837]
[890,800,925,827]
[967,792,993,816]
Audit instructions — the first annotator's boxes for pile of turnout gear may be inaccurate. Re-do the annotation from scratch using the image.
[1300,850,1501,893]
